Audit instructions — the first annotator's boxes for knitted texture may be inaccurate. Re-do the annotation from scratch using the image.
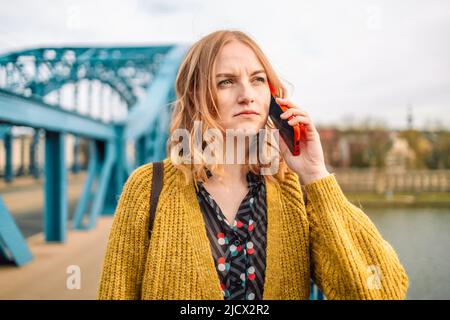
[97,158,409,300]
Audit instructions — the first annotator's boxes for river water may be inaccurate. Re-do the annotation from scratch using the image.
[364,207,450,300]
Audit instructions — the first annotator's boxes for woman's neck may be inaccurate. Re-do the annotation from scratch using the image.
[207,163,248,189]
[205,138,252,188]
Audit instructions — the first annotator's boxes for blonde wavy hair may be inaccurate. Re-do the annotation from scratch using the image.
[167,29,292,185]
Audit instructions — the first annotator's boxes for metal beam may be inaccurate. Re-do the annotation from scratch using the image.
[4,131,13,182]
[87,141,115,229]
[44,131,67,242]
[0,197,33,266]
[125,45,189,141]
[0,89,116,141]
[72,141,98,230]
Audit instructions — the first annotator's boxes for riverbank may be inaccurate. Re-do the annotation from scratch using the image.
[345,192,450,208]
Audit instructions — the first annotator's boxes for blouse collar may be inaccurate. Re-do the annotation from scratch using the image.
[195,167,264,195]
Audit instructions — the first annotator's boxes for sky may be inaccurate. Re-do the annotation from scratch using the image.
[0,0,449,130]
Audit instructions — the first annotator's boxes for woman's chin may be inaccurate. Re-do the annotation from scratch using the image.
[230,120,265,132]
[232,125,260,134]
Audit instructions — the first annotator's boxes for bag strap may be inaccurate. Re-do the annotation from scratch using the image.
[148,161,164,241]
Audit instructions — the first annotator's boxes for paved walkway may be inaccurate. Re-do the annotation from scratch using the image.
[0,216,113,300]
[1,172,116,299]
[1,172,86,238]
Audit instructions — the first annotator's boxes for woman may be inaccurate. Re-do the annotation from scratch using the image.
[98,30,409,300]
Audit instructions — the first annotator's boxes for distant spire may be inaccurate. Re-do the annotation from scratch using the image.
[407,103,413,130]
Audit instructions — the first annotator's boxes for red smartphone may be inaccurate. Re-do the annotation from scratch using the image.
[267,82,305,156]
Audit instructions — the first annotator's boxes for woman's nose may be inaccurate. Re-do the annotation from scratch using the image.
[238,96,255,104]
[237,82,255,104]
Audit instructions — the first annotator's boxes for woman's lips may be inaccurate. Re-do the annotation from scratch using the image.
[235,111,260,117]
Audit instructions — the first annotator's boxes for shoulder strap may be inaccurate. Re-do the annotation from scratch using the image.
[148,161,164,241]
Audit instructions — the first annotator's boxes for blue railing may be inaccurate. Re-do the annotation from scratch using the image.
[0,44,189,265]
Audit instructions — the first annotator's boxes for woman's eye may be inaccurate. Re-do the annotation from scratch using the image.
[218,79,233,86]
[218,77,265,87]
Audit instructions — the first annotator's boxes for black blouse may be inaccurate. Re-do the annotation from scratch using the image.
[195,170,267,300]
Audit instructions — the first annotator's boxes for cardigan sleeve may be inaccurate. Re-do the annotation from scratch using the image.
[304,173,409,300]
[97,163,152,300]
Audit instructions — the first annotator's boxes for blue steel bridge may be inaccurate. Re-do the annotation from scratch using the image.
[0,44,323,300]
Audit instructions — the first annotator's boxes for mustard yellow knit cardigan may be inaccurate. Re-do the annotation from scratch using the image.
[97,158,409,300]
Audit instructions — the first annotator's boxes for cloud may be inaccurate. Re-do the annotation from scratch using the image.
[0,0,448,129]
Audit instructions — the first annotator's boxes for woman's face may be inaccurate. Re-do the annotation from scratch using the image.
[214,40,271,133]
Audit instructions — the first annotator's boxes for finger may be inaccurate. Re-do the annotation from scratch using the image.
[287,115,310,126]
[280,108,308,119]
[276,98,308,113]
[275,97,305,111]
[292,116,317,133]
[275,97,295,109]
